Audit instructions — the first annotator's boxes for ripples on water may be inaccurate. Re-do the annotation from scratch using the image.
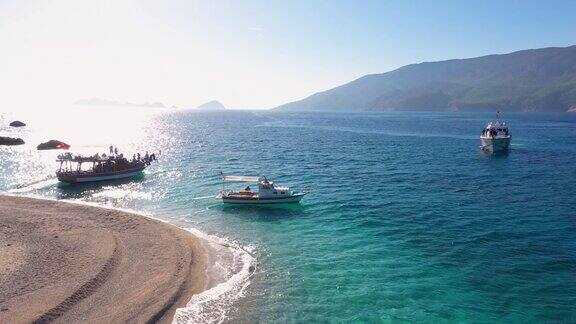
[1,109,576,322]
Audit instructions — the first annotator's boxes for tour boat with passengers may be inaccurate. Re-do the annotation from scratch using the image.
[217,175,306,204]
[480,113,511,152]
[56,150,157,184]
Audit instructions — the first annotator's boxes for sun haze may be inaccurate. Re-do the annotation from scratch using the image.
[1,0,576,111]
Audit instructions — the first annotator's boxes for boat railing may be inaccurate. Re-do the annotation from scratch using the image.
[58,163,144,174]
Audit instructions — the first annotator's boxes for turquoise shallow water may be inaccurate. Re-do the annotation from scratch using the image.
[1,110,576,322]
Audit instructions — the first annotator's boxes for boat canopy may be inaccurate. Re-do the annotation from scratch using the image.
[57,156,111,163]
[57,153,126,163]
[223,175,260,182]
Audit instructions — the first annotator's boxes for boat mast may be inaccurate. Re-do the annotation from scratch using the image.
[220,170,225,192]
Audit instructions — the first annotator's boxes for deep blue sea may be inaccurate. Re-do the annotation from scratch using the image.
[1,109,576,322]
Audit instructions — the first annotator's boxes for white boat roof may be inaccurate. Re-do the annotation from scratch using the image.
[224,175,260,182]
[485,120,508,128]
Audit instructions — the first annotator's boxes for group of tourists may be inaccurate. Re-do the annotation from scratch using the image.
[482,128,509,137]
[58,146,158,174]
[109,146,157,166]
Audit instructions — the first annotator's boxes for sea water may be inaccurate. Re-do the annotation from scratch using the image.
[1,109,576,322]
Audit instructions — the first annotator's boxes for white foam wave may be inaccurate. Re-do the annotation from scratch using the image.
[191,195,215,200]
[174,228,256,324]
[92,188,152,200]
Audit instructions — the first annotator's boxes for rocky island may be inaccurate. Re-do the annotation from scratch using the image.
[196,100,226,111]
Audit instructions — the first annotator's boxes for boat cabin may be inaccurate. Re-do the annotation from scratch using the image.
[218,175,305,204]
[481,121,510,138]
[257,178,292,198]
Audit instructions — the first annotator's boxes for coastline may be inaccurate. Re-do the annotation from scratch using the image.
[0,195,208,323]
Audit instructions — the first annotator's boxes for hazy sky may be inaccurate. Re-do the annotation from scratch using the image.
[1,0,576,110]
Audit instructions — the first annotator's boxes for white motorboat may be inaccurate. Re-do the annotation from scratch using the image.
[217,175,306,204]
[480,113,511,152]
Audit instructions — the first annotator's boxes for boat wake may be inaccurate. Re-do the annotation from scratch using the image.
[174,228,256,324]
[9,176,58,193]
[259,122,478,140]
[191,195,216,200]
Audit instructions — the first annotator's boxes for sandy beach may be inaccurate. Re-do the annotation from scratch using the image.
[0,195,207,323]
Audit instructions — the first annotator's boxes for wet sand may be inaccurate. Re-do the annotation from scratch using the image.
[0,195,207,323]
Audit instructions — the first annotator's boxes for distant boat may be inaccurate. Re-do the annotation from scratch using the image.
[217,175,305,204]
[480,113,511,152]
[56,151,156,184]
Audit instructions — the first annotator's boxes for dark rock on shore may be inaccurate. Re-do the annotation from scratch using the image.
[0,137,25,145]
[9,121,26,127]
[37,140,70,150]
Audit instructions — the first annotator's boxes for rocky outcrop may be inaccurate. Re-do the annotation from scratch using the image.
[9,121,26,127]
[37,140,70,150]
[196,100,226,110]
[0,136,25,145]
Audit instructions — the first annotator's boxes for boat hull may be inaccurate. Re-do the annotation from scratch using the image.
[221,193,305,204]
[480,136,511,152]
[57,167,145,184]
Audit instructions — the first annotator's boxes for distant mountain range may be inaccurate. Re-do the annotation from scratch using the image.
[74,98,166,108]
[196,100,226,110]
[276,45,576,112]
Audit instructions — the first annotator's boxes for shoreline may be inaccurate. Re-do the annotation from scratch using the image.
[0,195,208,323]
